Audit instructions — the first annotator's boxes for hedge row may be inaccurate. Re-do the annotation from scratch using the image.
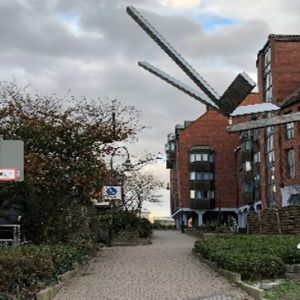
[0,244,95,299]
[194,235,300,280]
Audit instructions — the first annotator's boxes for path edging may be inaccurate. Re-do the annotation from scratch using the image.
[35,257,92,300]
[193,251,266,300]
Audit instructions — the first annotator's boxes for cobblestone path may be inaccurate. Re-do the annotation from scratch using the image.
[54,230,254,300]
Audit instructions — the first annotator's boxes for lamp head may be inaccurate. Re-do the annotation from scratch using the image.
[122,158,133,171]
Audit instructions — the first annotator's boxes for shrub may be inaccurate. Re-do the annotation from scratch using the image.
[0,247,55,299]
[194,235,300,280]
[112,211,152,239]
[0,243,95,299]
[137,218,152,238]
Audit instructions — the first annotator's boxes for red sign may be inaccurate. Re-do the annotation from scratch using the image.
[0,168,17,181]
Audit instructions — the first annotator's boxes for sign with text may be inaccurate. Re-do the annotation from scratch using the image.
[0,169,17,181]
[102,186,122,201]
[0,141,24,182]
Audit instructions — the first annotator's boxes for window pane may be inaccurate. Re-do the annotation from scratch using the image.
[190,172,195,180]
[190,190,195,199]
[286,122,294,139]
[253,152,260,163]
[202,154,208,161]
[244,161,252,171]
[287,149,295,178]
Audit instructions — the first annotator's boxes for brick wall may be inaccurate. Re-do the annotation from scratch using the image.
[248,207,300,234]
[272,40,300,104]
[256,36,300,209]
[177,110,239,209]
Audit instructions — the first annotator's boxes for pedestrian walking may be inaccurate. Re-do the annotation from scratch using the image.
[180,220,185,233]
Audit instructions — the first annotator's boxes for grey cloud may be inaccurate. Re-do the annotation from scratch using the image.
[0,0,292,214]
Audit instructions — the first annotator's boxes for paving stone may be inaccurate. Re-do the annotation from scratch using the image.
[54,231,254,300]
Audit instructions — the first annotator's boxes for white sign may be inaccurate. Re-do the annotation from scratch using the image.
[0,168,17,181]
[0,140,24,182]
[102,186,122,201]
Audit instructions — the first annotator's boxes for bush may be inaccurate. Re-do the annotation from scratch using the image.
[137,218,152,238]
[194,235,300,280]
[0,247,54,299]
[0,243,95,299]
[112,211,152,239]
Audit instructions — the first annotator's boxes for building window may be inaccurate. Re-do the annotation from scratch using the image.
[286,122,294,140]
[287,148,296,178]
[253,129,260,141]
[190,153,214,162]
[190,190,195,199]
[242,140,252,151]
[254,174,260,188]
[190,190,214,199]
[253,152,260,164]
[243,161,252,172]
[267,151,275,168]
[266,135,274,152]
[243,182,254,193]
[264,46,272,102]
[190,172,213,180]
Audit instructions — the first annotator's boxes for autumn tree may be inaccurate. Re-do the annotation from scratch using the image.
[0,81,144,243]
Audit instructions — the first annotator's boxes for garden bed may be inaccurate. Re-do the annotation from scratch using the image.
[194,234,300,280]
[0,244,96,299]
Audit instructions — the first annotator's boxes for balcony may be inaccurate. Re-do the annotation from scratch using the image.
[240,151,252,161]
[189,161,213,172]
[190,180,214,190]
[190,198,215,209]
[242,192,254,205]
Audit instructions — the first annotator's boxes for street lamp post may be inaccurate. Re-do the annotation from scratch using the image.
[106,146,133,247]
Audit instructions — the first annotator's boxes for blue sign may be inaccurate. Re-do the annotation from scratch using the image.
[102,185,122,200]
[106,187,118,196]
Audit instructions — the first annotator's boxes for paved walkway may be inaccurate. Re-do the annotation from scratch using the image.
[54,231,254,300]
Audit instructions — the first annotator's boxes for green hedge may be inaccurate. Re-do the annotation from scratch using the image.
[0,244,95,299]
[194,235,300,280]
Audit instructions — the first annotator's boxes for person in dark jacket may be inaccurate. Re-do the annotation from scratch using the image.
[180,220,185,233]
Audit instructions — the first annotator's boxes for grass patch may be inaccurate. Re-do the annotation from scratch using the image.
[265,281,300,300]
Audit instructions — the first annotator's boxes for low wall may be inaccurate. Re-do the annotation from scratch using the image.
[248,206,300,234]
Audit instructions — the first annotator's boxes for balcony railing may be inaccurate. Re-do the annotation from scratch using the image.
[190,198,215,209]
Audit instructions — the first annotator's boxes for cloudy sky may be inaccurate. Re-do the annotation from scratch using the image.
[1,0,300,217]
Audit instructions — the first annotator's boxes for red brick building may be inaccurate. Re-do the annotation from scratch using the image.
[167,34,300,230]
[236,35,300,229]
[258,35,300,208]
[166,95,258,228]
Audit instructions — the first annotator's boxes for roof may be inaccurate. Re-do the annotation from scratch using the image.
[231,103,280,117]
[280,88,300,108]
[271,34,300,42]
[257,34,300,63]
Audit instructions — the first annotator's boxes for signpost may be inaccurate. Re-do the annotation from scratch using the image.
[101,185,123,247]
